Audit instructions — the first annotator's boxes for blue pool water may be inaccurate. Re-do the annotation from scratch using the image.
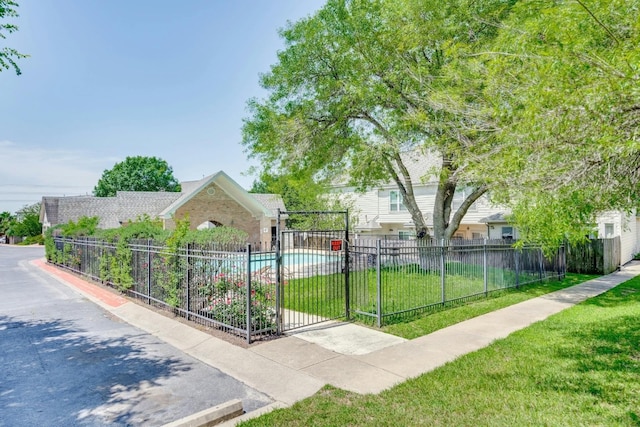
[250,252,342,271]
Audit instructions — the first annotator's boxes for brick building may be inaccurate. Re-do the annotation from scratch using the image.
[39,171,285,245]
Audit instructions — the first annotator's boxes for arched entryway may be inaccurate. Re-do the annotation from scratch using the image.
[196,220,223,230]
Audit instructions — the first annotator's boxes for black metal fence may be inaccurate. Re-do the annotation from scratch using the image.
[50,237,276,343]
[347,238,566,326]
[49,235,566,341]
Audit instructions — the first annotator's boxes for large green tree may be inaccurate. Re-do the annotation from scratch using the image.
[250,168,355,230]
[480,0,640,248]
[0,0,27,75]
[243,0,516,241]
[93,156,181,197]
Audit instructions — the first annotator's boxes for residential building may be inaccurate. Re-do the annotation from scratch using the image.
[331,151,639,265]
[39,171,285,245]
[596,211,640,265]
[331,153,509,241]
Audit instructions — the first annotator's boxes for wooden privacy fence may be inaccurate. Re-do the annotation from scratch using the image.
[566,237,621,275]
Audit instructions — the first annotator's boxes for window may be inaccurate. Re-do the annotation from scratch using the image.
[604,223,615,238]
[472,232,483,240]
[398,231,412,240]
[452,189,478,212]
[389,190,407,212]
[501,226,514,239]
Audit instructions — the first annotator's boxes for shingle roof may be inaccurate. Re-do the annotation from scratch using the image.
[54,196,119,228]
[40,172,285,228]
[479,212,509,223]
[115,192,182,224]
[40,197,59,225]
[159,171,283,219]
[250,193,287,216]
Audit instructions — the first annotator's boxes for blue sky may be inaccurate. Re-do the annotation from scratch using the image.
[0,0,326,214]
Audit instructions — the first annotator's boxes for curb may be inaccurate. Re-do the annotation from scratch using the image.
[162,399,244,427]
[218,402,286,426]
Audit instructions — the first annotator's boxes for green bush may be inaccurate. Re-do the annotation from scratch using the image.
[19,235,44,245]
[185,226,248,246]
[45,214,252,306]
[59,216,99,238]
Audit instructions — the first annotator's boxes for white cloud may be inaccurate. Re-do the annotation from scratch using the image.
[0,140,119,213]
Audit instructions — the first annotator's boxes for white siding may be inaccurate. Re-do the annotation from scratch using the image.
[335,182,509,239]
[619,212,638,265]
[336,179,639,258]
[596,211,639,265]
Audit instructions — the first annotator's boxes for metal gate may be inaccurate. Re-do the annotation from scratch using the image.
[275,210,350,333]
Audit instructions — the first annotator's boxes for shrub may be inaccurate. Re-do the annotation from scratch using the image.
[19,235,44,245]
[199,270,276,331]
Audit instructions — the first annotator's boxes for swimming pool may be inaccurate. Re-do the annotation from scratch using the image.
[250,252,342,271]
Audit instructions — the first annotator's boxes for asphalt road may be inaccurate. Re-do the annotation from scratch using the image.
[0,245,272,426]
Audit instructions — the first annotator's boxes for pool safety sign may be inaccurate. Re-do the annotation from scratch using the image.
[330,239,343,252]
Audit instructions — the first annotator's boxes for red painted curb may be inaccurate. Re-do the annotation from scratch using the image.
[32,259,128,308]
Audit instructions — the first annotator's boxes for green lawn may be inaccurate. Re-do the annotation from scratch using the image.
[240,275,640,426]
[282,263,577,328]
[382,273,597,338]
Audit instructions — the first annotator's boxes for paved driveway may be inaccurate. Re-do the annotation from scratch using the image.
[0,245,272,426]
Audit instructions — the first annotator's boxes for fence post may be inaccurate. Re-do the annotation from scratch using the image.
[538,248,544,281]
[185,243,191,321]
[344,210,350,321]
[376,239,382,328]
[483,239,488,296]
[440,239,446,304]
[275,209,283,335]
[147,240,152,304]
[515,249,520,289]
[246,244,252,344]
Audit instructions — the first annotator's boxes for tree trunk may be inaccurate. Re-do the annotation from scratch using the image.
[433,156,457,241]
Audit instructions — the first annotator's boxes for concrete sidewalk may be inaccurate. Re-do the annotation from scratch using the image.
[33,259,640,425]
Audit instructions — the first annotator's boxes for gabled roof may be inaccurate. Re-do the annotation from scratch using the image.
[40,196,59,224]
[40,192,183,229]
[40,171,285,228]
[159,171,278,219]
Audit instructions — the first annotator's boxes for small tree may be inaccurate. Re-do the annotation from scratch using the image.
[8,203,42,238]
[93,156,181,197]
[0,211,13,235]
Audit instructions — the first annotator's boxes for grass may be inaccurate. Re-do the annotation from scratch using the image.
[240,274,640,426]
[382,273,598,339]
[282,261,585,331]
